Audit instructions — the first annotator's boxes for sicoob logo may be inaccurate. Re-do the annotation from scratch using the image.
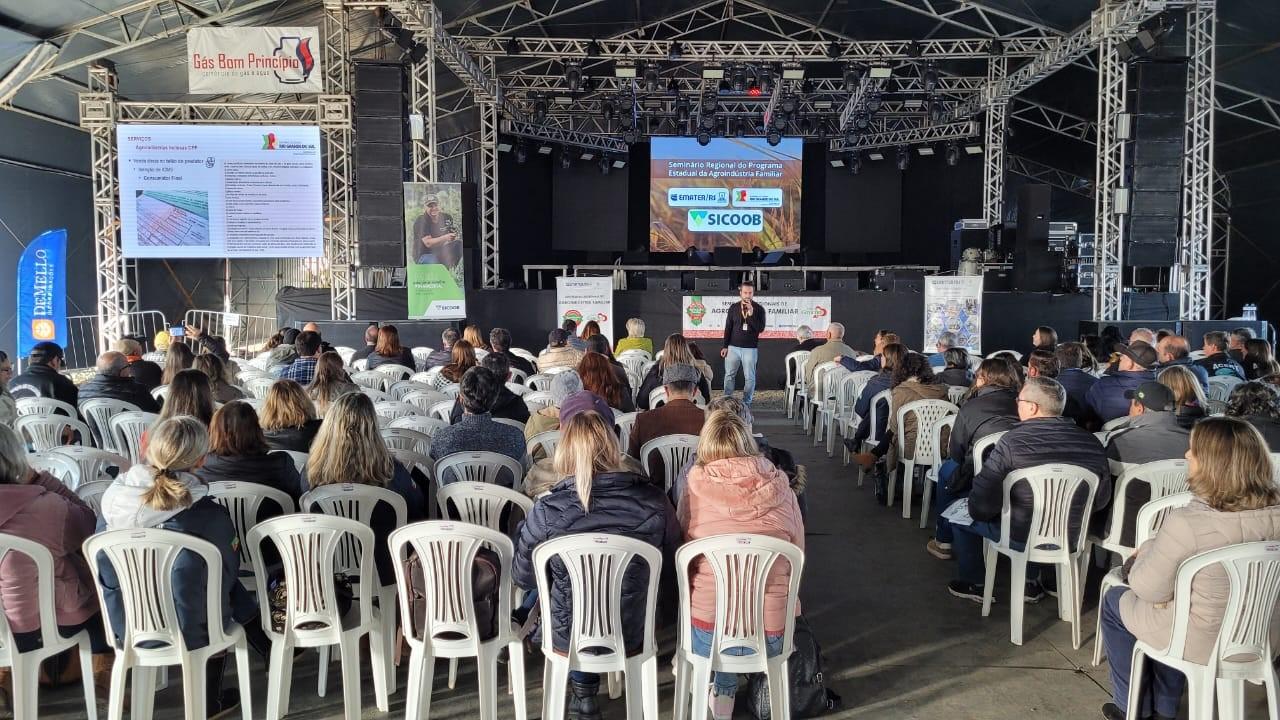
[687,209,764,232]
[273,36,316,85]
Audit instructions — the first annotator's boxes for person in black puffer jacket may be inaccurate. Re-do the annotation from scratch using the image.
[513,411,679,720]
[79,351,161,412]
[196,402,302,506]
[8,341,78,411]
[935,347,974,388]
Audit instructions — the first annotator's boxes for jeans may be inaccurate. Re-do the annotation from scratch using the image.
[12,615,109,654]
[952,519,1041,586]
[690,626,784,697]
[934,460,961,544]
[1101,586,1185,718]
[724,346,759,405]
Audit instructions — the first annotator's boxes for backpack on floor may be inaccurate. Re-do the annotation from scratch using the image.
[745,616,842,719]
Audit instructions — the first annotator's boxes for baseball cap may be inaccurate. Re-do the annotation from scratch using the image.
[282,328,301,345]
[1118,341,1157,369]
[548,328,569,346]
[1125,381,1175,412]
[662,362,701,385]
[559,390,614,426]
[426,194,439,205]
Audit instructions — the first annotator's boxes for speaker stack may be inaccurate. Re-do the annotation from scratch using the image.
[353,61,407,267]
[1126,61,1186,268]
[1012,184,1058,291]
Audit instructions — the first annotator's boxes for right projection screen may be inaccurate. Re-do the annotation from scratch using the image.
[649,137,801,253]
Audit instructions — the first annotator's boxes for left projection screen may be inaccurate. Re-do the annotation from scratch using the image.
[117,124,324,258]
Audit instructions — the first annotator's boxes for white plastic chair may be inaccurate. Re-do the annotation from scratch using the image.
[986,350,1022,360]
[84,528,253,720]
[1206,375,1243,402]
[109,411,158,466]
[388,415,449,439]
[247,515,389,720]
[524,390,555,413]
[360,386,393,403]
[411,347,432,370]
[639,434,700,492]
[268,449,308,474]
[422,366,445,387]
[946,385,968,405]
[855,389,892,487]
[619,356,649,383]
[921,415,957,529]
[435,451,525,489]
[49,446,130,488]
[533,534,662,720]
[527,430,562,459]
[239,396,266,414]
[380,426,433,454]
[814,367,850,453]
[334,346,357,367]
[494,417,526,432]
[614,412,638,453]
[525,373,554,391]
[402,388,451,413]
[390,380,432,401]
[673,535,804,720]
[76,480,112,515]
[351,370,391,392]
[15,396,78,418]
[1101,415,1131,433]
[375,364,415,383]
[972,431,1007,474]
[15,413,93,452]
[0,534,99,720]
[648,386,707,409]
[439,383,462,400]
[1091,459,1190,562]
[835,371,877,465]
[790,355,813,424]
[508,367,529,384]
[206,481,297,590]
[428,399,456,421]
[243,376,277,399]
[618,349,653,363]
[374,400,421,425]
[1127,541,1280,720]
[391,521,527,720]
[80,398,141,453]
[437,482,534,531]
[891,399,959,520]
[25,452,82,489]
[980,463,1100,648]
[150,385,169,403]
[783,350,811,420]
[806,362,843,441]
[352,358,369,372]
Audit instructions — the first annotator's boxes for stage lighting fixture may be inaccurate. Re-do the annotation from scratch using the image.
[782,63,804,80]
[736,118,749,136]
[515,142,528,164]
[505,38,521,55]
[780,94,798,114]
[564,62,583,91]
[533,96,548,122]
[907,41,922,58]
[853,111,869,130]
[537,144,553,155]
[558,151,570,168]
[772,114,787,131]
[964,144,983,155]
[696,129,712,146]
[945,141,960,166]
[798,116,813,133]
[896,146,910,170]
[917,146,934,156]
[702,65,725,80]
[497,141,513,153]
[758,67,773,94]
[669,42,684,60]
[602,98,616,122]
[843,64,861,93]
[599,158,610,175]
[829,157,845,168]
[989,38,1004,56]
[865,91,882,112]
[923,64,938,93]
[614,62,637,78]
[747,84,763,97]
[621,125,641,145]
[929,99,945,124]
[643,63,660,93]
[844,128,857,145]
[868,150,885,161]
[585,39,601,57]
[732,66,747,93]
[868,65,892,79]
[676,96,690,122]
[800,78,814,94]
[699,113,716,131]
[667,77,679,93]
[826,41,842,59]
[552,95,573,105]
[613,159,627,169]
[580,150,595,161]
[702,93,718,114]
[849,153,862,175]
[766,130,782,146]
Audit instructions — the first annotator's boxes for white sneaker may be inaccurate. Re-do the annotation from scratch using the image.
[709,689,734,720]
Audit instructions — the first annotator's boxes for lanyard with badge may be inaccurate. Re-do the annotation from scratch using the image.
[741,301,751,332]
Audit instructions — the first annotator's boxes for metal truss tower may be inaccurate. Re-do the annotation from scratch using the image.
[322,0,356,320]
[1093,13,1130,322]
[409,12,438,182]
[982,56,1008,229]
[80,64,130,350]
[478,54,501,288]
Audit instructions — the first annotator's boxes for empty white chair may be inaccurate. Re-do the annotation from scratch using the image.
[247,515,389,720]
[411,347,432,370]
[390,380,433,401]
[0,535,99,720]
[79,398,141,453]
[374,364,414,383]
[835,371,877,465]
[109,411,157,466]
[351,370,390,392]
[435,451,525,489]
[1206,375,1243,402]
[639,434,699,492]
[26,452,81,489]
[525,373,554,391]
[533,534,662,720]
[673,535,804,720]
[980,463,1100,648]
[380,427,433,454]
[84,529,253,720]
[374,400,421,425]
[614,412,638,454]
[359,386,392,403]
[527,430,562,460]
[814,366,850,452]
[891,399,959,520]
[390,521,527,720]
[402,388,451,413]
[437,482,533,531]
[76,480,112,515]
[15,397,78,418]
[206,481,296,590]
[334,346,357,366]
[242,376,276,400]
[428,399,456,421]
[269,449,309,474]
[524,390,555,413]
[947,385,968,405]
[1091,459,1190,562]
[921,415,957,529]
[49,446,130,488]
[388,415,449,439]
[15,414,93,452]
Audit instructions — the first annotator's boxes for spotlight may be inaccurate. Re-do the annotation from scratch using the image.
[865,91,882,113]
[699,113,716,131]
[561,152,572,169]
[736,117,748,136]
[602,98,616,122]
[533,95,548,122]
[667,77,679,93]
[504,38,521,55]
[853,111,869,130]
[564,62,583,92]
[643,63,660,93]
[780,94,798,114]
[669,42,684,60]
[798,116,812,134]
[696,129,711,146]
[702,94,718,114]
[945,141,960,166]
[599,157,610,175]
[676,96,690,122]
[585,39,601,57]
[621,125,641,145]
[848,152,862,175]
[907,41,922,58]
[896,146,909,171]
[758,67,772,94]
[843,63,861,93]
[929,99,945,124]
[732,66,747,93]
[989,38,1004,56]
[923,64,938,93]
[537,144,553,155]
[771,113,787,131]
[766,130,782,146]
[515,141,528,164]
[826,41,842,59]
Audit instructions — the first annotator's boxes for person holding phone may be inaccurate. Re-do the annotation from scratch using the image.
[721,281,766,406]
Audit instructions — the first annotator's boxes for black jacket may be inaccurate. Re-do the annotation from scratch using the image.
[723,300,766,349]
[1194,352,1246,381]
[936,367,972,387]
[789,339,826,354]
[78,373,160,413]
[513,471,679,653]
[8,364,78,411]
[449,387,532,425]
[127,359,163,390]
[851,371,893,445]
[367,349,416,371]
[969,416,1111,546]
[196,452,303,505]
[263,420,322,453]
[635,363,711,410]
[350,344,377,363]
[945,386,1019,494]
[494,350,535,378]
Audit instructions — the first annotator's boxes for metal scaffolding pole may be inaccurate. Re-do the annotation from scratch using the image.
[322,1,356,320]
[409,11,438,182]
[478,54,500,288]
[1093,18,1129,322]
[982,56,1007,228]
[1177,1,1216,320]
[80,64,128,350]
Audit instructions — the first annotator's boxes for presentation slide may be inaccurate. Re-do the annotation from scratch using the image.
[117,124,324,259]
[649,137,802,253]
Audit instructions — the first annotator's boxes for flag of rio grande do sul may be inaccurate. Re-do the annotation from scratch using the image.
[187,27,323,94]
[17,229,67,356]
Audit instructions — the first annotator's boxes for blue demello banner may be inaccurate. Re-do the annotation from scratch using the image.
[17,228,67,355]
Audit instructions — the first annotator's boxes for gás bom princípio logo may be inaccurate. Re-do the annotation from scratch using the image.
[272,36,316,84]
[686,297,707,326]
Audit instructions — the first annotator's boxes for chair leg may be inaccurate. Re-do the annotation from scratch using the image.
[405,648,435,720]
[671,656,690,720]
[1186,665,1215,720]
[687,658,711,720]
[1008,558,1028,646]
[640,656,659,720]
[79,642,99,720]
[901,461,914,519]
[919,468,933,529]
[132,666,157,720]
[477,647,499,720]
[981,542,997,618]
[181,657,208,720]
[108,656,128,720]
[337,635,363,720]
[886,463,897,509]
[1216,678,1243,720]
[448,658,458,689]
[369,621,390,712]
[1125,648,1148,720]
[266,639,295,720]
[766,659,790,720]
[11,657,40,720]
[317,644,329,697]
[234,641,253,720]
[1262,667,1279,719]
[541,660,569,720]
[507,641,527,720]
[379,595,397,696]
[1091,579,1112,666]
[608,670,623,699]
[1064,560,1084,650]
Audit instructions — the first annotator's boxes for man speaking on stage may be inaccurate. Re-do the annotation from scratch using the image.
[721,281,766,406]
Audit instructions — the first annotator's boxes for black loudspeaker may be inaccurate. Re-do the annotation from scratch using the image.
[354,61,407,268]
[871,268,925,293]
[1127,61,1186,267]
[1012,184,1058,291]
[713,247,743,267]
[763,271,804,293]
[822,272,862,291]
[1180,320,1270,346]
[648,272,682,293]
[622,249,648,264]
[694,275,732,292]
[983,267,1013,291]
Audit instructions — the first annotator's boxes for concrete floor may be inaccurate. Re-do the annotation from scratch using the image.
[31,401,1274,719]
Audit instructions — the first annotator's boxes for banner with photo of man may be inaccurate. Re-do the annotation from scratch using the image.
[404,182,466,319]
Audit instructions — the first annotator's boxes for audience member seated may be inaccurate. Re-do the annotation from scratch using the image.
[182,324,231,361]
[787,324,825,355]
[842,343,908,460]
[1025,349,1059,381]
[677,408,804,720]
[424,328,458,369]
[366,324,416,371]
[1023,325,1058,366]
[279,330,322,385]
[935,347,973,387]
[635,334,711,410]
[803,322,854,397]
[156,369,215,427]
[197,401,302,506]
[257,328,298,368]
[429,367,526,487]
[850,352,949,479]
[1055,342,1097,424]
[523,391,632,497]
[8,341,78,410]
[462,324,490,352]
[836,329,899,373]
[579,320,604,347]
[1194,331,1246,381]
[1228,326,1255,363]
[1099,417,1280,720]
[537,328,584,374]
[114,338,163,390]
[194,354,245,405]
[350,323,379,363]
[1156,365,1206,430]
[437,339,477,387]
[947,377,1110,603]
[1154,334,1209,393]
[299,392,426,587]
[561,319,587,352]
[630,364,708,477]
[1105,382,1192,546]
[524,371,583,454]
[449,353,531,425]
[1241,338,1280,380]
[929,358,1021,561]
[688,341,715,384]
[0,351,14,426]
[79,351,160,412]
[259,380,321,452]
[1127,327,1157,347]
[1087,341,1158,425]
[0,424,114,700]
[306,351,360,418]
[161,342,196,386]
[585,334,636,402]
[928,331,957,368]
[299,322,336,356]
[1225,381,1280,449]
[613,317,654,357]
[512,410,677,720]
[97,416,259,716]
[579,351,636,413]
[1092,325,1125,367]
[490,327,534,376]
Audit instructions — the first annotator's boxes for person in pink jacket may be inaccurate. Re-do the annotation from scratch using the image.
[678,409,805,720]
[0,423,112,709]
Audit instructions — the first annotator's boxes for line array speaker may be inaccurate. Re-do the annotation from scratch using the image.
[354,61,406,268]
[1126,60,1185,267]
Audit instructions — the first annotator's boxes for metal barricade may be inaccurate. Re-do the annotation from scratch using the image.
[183,310,278,359]
[61,311,169,371]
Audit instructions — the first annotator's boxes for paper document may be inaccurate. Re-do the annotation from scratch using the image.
[941,498,974,527]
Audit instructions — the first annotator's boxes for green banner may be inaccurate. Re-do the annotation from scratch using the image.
[404,182,466,318]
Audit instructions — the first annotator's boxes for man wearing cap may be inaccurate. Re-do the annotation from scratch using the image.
[537,328,584,374]
[1104,381,1192,546]
[1086,341,1158,425]
[412,193,461,268]
[628,363,707,480]
[8,341,78,411]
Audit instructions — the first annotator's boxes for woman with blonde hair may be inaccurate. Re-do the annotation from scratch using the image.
[512,411,676,720]
[97,416,261,716]
[160,341,195,385]
[258,379,322,452]
[613,317,653,357]
[462,324,490,352]
[438,339,477,386]
[635,333,711,409]
[193,353,244,404]
[679,409,804,719]
[1099,416,1280,720]
[1157,364,1207,429]
[306,351,359,417]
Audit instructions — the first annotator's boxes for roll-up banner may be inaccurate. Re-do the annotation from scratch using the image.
[17,229,67,356]
[556,277,614,344]
[924,276,984,354]
[405,182,467,319]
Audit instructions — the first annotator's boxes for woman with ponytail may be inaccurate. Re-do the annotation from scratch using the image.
[96,416,262,717]
[512,410,678,720]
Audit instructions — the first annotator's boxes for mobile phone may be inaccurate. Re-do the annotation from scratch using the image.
[170,326,185,338]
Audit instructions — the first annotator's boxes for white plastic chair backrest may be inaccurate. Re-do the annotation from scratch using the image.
[504,381,529,397]
[648,386,668,408]
[947,385,968,405]
[387,415,448,439]
[619,356,648,379]
[1207,375,1243,402]
[270,449,308,473]
[435,451,524,487]
[352,358,369,372]
[109,411,158,465]
[244,376,276,400]
[150,385,169,402]
[334,346,356,366]
[207,481,297,577]
[422,366,445,386]
[411,347,431,369]
[997,464,1100,554]
[76,480,112,515]
[351,370,389,392]
[1162,541,1280,668]
[142,351,166,364]
[810,361,840,399]
[818,365,848,403]
[0,534,74,660]
[510,348,537,363]
[15,414,93,452]
[380,427,433,455]
[389,380,431,401]
[428,399,455,421]
[523,390,555,411]
[986,350,1022,360]
[374,400,421,424]
[675,534,804,661]
[401,388,450,412]
[865,389,892,441]
[836,371,876,416]
[525,373,553,391]
[895,399,959,463]
[532,533,662,665]
[527,430,562,459]
[84,528,233,652]
[508,367,529,385]
[374,364,414,382]
[1119,459,1190,504]
[613,412,638,450]
[543,366,572,375]
[409,371,436,386]
[1101,416,1130,433]
[359,386,392,403]
[618,349,652,363]
[390,448,435,483]
[929,415,957,468]
[299,484,408,578]
[25,452,81,490]
[971,431,1007,473]
[439,383,462,399]
[247,515,374,638]
[1134,491,1194,546]
[640,434,699,491]
[437,482,533,531]
[15,397,78,418]
[50,446,130,487]
[784,351,810,389]
[390,521,514,651]
[494,417,526,432]
[80,398,141,451]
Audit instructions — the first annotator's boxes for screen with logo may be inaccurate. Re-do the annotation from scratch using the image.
[649,137,802,253]
[117,124,324,258]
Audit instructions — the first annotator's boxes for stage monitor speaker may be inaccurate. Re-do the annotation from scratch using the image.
[622,249,649,264]
[649,273,682,293]
[983,267,1012,291]
[871,268,924,293]
[1179,320,1270,346]
[1078,320,1180,343]
[694,275,732,292]
[1012,184,1058,291]
[822,272,862,291]
[713,247,742,267]
[763,271,804,293]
